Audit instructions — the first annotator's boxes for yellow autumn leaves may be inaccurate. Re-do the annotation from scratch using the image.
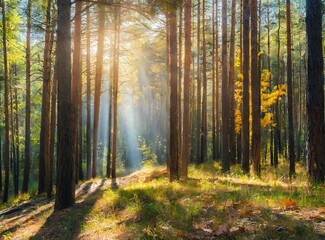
[234,53,286,134]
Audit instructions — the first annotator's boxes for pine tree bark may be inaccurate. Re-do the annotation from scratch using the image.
[178,6,183,172]
[274,0,281,168]
[215,0,220,159]
[10,66,18,196]
[286,0,295,176]
[112,3,121,181]
[267,0,273,166]
[86,2,92,180]
[55,0,75,211]
[92,3,106,178]
[201,0,207,164]
[2,0,10,203]
[242,0,250,174]
[306,0,325,183]
[251,0,261,176]
[39,0,52,195]
[169,8,179,181]
[166,13,171,170]
[14,72,20,196]
[221,0,229,172]
[72,0,82,183]
[181,0,191,178]
[228,0,236,165]
[196,0,201,164]
[212,0,216,162]
[23,0,31,193]
[237,0,243,165]
[49,53,57,198]
[107,75,113,178]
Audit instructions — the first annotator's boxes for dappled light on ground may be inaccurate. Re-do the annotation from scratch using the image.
[0,163,324,239]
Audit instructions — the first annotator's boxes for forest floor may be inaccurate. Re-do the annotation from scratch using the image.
[0,162,324,240]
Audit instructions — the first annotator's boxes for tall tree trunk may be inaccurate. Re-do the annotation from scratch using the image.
[86,2,92,180]
[196,0,201,164]
[286,0,295,177]
[169,8,179,181]
[2,0,10,203]
[274,0,281,168]
[166,13,171,170]
[251,0,261,176]
[78,86,83,180]
[237,0,243,165]
[55,0,75,211]
[190,5,196,163]
[181,0,191,178]
[14,71,20,196]
[228,0,236,165]
[10,66,18,196]
[106,74,112,178]
[201,0,207,164]
[49,53,57,198]
[73,0,82,183]
[46,9,56,199]
[267,0,273,166]
[242,0,250,174]
[215,0,220,159]
[112,3,121,181]
[297,43,302,162]
[39,0,52,195]
[178,6,183,173]
[212,0,216,162]
[306,0,325,183]
[221,0,229,172]
[92,3,106,178]
[23,0,32,193]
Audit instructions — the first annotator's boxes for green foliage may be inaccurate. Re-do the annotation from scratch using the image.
[149,0,185,12]
[139,143,158,167]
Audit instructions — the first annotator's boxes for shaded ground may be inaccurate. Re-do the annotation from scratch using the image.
[0,165,324,240]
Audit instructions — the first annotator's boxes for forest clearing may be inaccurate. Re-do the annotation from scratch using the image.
[1,163,324,239]
[1,0,325,239]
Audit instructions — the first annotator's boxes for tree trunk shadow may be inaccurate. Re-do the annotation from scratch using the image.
[31,179,107,240]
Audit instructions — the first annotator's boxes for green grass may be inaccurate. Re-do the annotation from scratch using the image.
[75,162,324,239]
[1,162,324,239]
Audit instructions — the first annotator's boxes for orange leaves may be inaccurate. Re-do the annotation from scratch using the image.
[321,207,325,213]
[283,198,298,210]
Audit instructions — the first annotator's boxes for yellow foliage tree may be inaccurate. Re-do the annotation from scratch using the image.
[234,50,286,134]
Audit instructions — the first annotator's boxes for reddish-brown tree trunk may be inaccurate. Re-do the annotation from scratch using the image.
[228,0,236,165]
[196,0,201,164]
[92,4,106,178]
[39,0,52,195]
[178,6,183,173]
[242,0,250,174]
[286,0,295,177]
[112,4,121,181]
[55,0,75,211]
[86,2,92,180]
[169,8,179,181]
[201,0,207,164]
[23,0,32,193]
[72,0,82,183]
[306,0,325,182]
[181,0,191,178]
[251,0,261,176]
[221,0,229,172]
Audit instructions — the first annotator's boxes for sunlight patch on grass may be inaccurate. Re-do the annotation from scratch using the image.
[75,162,324,239]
